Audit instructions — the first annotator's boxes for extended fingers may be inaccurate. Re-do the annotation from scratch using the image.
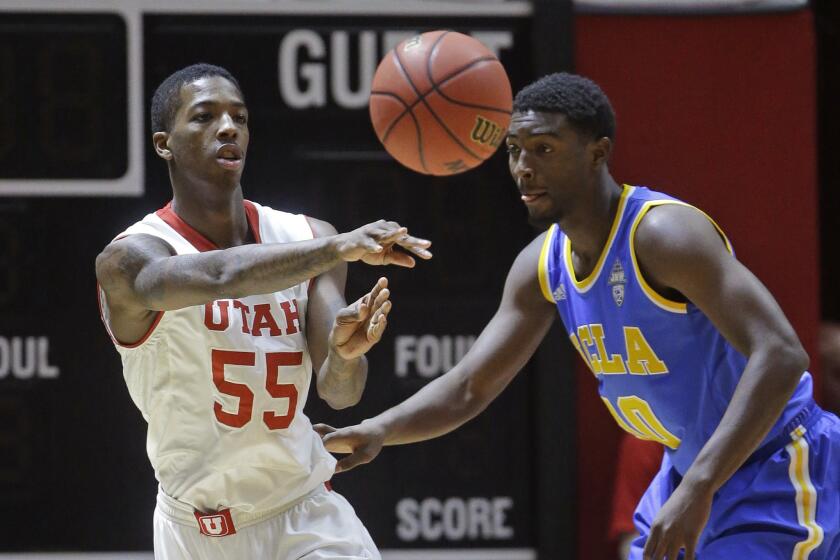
[370,299,391,321]
[334,298,369,326]
[335,447,377,473]
[322,430,355,454]
[367,304,390,341]
[367,279,392,338]
[368,221,432,258]
[364,277,387,306]
[370,222,408,244]
[395,235,433,260]
[369,282,390,311]
[312,423,336,438]
[384,251,416,268]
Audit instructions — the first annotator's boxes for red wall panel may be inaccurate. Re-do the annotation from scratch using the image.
[573,9,818,558]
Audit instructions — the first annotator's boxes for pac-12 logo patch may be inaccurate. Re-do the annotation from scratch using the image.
[608,259,626,307]
[194,508,236,537]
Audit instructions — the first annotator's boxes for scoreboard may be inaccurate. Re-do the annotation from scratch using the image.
[0,0,531,197]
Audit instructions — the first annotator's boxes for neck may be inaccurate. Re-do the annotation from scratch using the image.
[559,173,623,266]
[170,181,250,249]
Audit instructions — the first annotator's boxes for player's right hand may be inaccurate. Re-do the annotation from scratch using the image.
[313,420,386,473]
[335,220,432,268]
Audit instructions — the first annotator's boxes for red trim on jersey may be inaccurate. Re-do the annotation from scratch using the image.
[156,203,217,252]
[243,200,262,243]
[96,282,165,348]
[304,215,317,297]
[156,200,262,252]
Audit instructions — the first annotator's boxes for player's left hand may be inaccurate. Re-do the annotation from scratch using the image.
[642,482,713,560]
[329,277,391,360]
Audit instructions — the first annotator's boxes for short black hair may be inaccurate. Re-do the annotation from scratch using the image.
[151,63,243,132]
[513,72,615,141]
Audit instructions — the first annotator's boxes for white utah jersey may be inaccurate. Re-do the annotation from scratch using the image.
[99,200,336,514]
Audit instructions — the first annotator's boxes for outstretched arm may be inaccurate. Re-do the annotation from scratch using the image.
[316,231,557,472]
[96,219,430,344]
[635,205,808,560]
[306,218,395,409]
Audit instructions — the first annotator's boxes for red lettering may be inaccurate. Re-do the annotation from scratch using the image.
[211,349,255,428]
[280,299,300,335]
[251,304,283,336]
[263,351,301,430]
[204,301,230,331]
[232,300,251,334]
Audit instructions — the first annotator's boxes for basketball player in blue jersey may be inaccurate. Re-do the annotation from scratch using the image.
[316,73,840,559]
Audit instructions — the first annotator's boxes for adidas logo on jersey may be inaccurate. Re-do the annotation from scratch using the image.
[553,284,567,302]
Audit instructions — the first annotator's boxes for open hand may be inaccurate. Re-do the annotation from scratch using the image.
[336,220,432,267]
[313,420,386,473]
[643,483,713,559]
[329,277,392,361]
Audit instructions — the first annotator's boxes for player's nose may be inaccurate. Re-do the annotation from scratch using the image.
[513,154,534,181]
[216,113,238,140]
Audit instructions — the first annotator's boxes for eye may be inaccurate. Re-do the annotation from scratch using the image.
[192,112,211,122]
[235,114,248,124]
[538,144,553,153]
[506,144,521,155]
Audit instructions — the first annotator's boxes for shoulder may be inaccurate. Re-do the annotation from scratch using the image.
[95,234,175,291]
[305,216,338,238]
[507,229,554,296]
[635,203,726,262]
[249,202,329,241]
[518,227,552,265]
[633,203,732,291]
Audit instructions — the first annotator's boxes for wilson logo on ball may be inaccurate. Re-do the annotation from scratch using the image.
[470,116,504,148]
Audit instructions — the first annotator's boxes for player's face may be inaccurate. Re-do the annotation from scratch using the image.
[506,110,595,227]
[165,76,249,188]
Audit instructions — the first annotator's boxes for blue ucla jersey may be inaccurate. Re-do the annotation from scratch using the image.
[538,185,813,475]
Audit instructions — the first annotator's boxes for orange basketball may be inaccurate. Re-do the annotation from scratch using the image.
[369,30,513,176]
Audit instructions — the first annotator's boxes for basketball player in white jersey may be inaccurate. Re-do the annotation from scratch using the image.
[95,63,431,559]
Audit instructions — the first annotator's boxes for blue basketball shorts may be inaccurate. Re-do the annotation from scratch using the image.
[630,403,840,559]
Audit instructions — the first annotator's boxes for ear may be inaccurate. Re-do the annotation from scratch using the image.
[590,136,613,169]
[152,132,172,161]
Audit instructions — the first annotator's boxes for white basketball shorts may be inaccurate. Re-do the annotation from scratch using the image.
[153,485,380,559]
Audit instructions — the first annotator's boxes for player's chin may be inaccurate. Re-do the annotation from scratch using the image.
[208,157,245,178]
[526,208,556,230]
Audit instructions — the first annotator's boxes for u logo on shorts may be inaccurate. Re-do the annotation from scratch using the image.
[194,509,236,537]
